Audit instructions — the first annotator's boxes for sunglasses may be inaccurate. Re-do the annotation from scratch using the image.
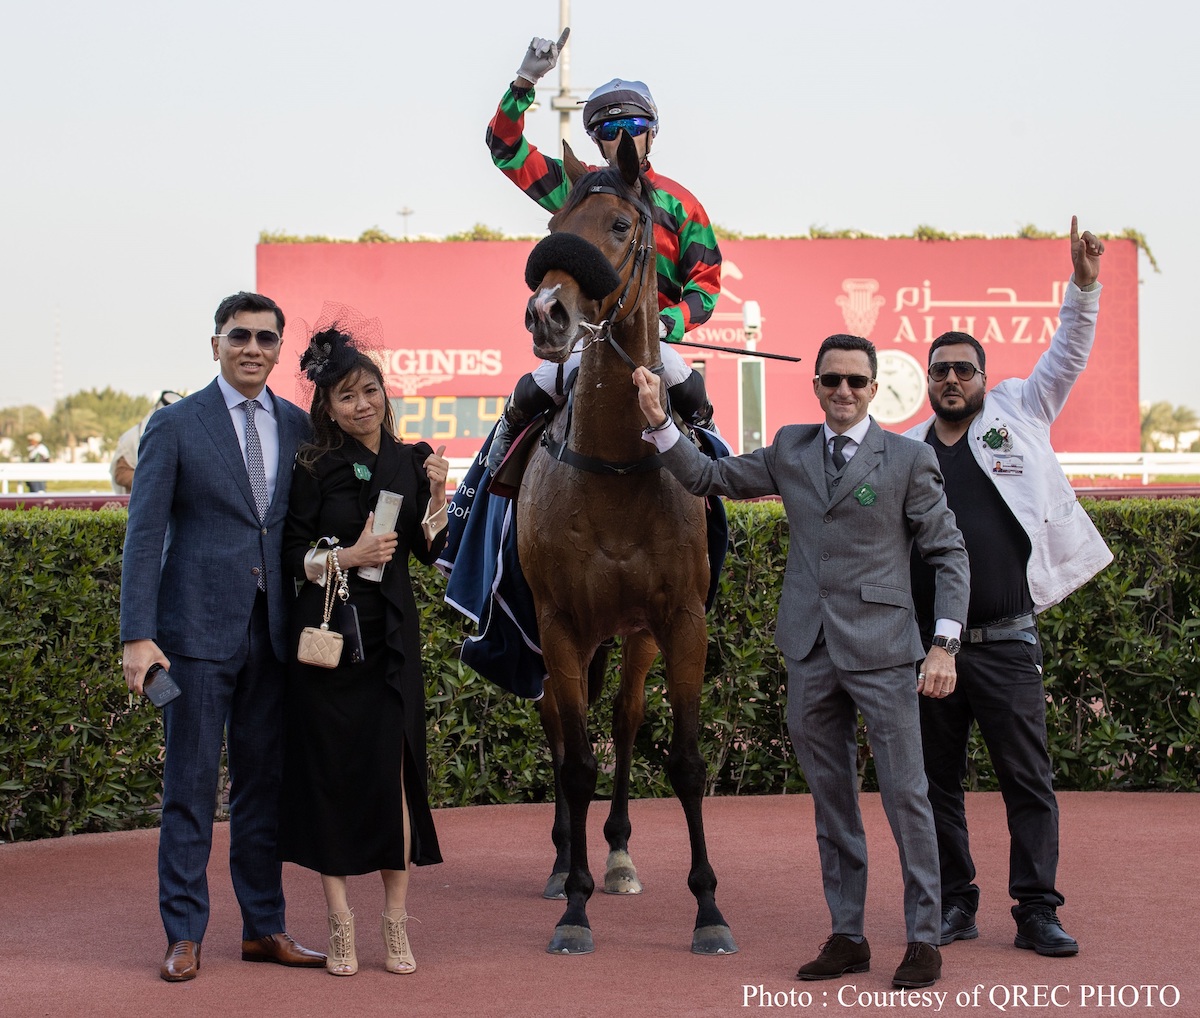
[928,361,982,382]
[816,372,874,390]
[592,116,653,142]
[215,328,281,349]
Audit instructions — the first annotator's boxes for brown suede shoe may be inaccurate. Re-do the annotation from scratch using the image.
[892,941,942,988]
[241,932,326,967]
[796,934,871,980]
[161,940,200,982]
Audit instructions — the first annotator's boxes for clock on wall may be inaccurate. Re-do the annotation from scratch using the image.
[872,349,928,424]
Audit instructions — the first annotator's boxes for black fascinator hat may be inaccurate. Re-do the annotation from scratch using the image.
[296,301,386,397]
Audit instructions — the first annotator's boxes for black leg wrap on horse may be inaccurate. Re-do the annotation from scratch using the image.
[667,370,715,430]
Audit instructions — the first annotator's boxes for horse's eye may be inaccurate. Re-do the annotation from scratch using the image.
[613,218,631,234]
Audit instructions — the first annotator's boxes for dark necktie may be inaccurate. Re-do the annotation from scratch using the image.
[831,434,851,471]
[242,399,268,590]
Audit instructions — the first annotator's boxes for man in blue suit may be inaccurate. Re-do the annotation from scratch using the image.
[121,292,324,981]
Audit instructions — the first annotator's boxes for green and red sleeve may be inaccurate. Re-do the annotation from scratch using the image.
[485,85,570,213]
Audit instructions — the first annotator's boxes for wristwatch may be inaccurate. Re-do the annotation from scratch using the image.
[932,635,961,656]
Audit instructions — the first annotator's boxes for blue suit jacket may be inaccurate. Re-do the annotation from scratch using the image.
[119,377,311,662]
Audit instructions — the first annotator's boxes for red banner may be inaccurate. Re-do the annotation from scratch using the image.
[259,237,1138,459]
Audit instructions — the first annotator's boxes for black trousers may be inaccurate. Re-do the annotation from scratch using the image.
[919,633,1064,920]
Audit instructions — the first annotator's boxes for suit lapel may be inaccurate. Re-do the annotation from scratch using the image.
[827,420,884,510]
[268,389,302,518]
[195,379,259,518]
[802,429,829,502]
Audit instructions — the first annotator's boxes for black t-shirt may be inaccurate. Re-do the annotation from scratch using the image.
[911,429,1033,631]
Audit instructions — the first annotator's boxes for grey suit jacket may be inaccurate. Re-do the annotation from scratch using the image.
[659,419,969,671]
[119,378,311,662]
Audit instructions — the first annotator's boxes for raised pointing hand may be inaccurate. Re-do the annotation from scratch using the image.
[515,28,570,86]
[1070,214,1104,288]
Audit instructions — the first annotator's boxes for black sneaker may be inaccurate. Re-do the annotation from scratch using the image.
[1014,907,1079,956]
[940,904,979,945]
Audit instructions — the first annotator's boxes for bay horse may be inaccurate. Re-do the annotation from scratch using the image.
[517,132,736,956]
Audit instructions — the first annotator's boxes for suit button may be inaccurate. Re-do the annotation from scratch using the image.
[832,478,840,486]
[261,527,268,535]
[819,589,828,598]
[251,567,261,576]
[824,514,833,523]
[821,552,829,561]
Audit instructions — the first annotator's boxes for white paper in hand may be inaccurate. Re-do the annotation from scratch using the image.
[358,490,403,582]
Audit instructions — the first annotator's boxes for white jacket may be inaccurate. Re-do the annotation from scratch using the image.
[905,280,1112,614]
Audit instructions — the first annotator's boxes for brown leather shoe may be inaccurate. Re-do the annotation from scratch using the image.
[892,941,942,988]
[796,934,870,980]
[160,940,200,982]
[241,932,326,967]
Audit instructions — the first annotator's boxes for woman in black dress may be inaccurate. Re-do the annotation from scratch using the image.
[279,324,449,976]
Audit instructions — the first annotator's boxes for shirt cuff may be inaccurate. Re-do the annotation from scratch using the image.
[422,499,448,544]
[641,418,682,452]
[1067,275,1103,304]
[934,619,963,640]
[304,547,333,586]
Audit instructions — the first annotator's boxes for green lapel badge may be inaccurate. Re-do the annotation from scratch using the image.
[854,483,877,506]
[353,462,373,481]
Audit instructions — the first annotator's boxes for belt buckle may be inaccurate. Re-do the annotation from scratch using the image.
[966,627,984,643]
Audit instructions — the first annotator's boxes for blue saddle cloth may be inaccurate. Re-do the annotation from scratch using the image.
[436,422,729,700]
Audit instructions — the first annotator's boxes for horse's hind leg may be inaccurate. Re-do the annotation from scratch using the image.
[660,616,738,955]
[602,632,656,894]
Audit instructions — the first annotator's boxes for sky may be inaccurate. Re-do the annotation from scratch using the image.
[2,0,1196,415]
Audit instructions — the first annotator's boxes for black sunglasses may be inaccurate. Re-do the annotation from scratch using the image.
[816,372,874,390]
[928,361,982,382]
[216,328,281,349]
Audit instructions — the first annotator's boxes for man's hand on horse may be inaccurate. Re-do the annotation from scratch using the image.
[515,27,569,87]
[632,366,668,429]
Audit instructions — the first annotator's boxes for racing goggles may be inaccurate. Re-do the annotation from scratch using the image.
[592,116,654,142]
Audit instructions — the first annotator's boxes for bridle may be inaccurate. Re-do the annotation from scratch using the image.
[541,181,668,476]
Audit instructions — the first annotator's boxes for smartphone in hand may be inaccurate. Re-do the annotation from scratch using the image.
[144,663,182,707]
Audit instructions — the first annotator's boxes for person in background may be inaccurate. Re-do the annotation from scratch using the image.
[906,217,1108,957]
[111,391,183,493]
[484,27,722,471]
[279,314,449,977]
[26,432,50,492]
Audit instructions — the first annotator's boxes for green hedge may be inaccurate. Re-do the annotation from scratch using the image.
[2,499,1198,842]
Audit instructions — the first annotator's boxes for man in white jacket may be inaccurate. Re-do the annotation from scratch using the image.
[906,217,1111,958]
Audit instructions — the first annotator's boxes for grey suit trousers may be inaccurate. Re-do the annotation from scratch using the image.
[786,642,941,945]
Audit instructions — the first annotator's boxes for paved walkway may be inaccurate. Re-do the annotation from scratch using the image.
[1,792,1194,1017]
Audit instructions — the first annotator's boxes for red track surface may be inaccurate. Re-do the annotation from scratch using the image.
[1,793,1195,1018]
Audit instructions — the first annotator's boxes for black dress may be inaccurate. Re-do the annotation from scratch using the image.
[278,432,445,874]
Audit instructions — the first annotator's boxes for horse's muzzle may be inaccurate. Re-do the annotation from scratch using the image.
[526,290,576,362]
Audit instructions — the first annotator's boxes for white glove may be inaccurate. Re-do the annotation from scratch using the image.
[515,27,569,84]
[658,317,669,340]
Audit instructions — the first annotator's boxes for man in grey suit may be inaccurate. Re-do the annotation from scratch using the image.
[633,336,969,989]
[121,292,324,981]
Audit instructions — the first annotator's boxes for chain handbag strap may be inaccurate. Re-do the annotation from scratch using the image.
[319,550,351,629]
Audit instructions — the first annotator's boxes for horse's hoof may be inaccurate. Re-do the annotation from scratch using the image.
[692,924,738,955]
[602,850,643,895]
[542,872,568,900]
[547,925,595,955]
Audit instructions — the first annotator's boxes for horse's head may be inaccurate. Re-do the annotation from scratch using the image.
[524,133,655,363]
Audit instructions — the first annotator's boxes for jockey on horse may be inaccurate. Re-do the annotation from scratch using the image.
[485,27,723,473]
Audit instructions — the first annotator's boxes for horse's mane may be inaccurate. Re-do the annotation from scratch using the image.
[553,163,655,225]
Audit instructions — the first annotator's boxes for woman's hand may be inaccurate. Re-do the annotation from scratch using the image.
[340,511,398,570]
[425,444,449,509]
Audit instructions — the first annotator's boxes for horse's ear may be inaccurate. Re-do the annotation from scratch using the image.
[615,131,641,189]
[562,141,588,185]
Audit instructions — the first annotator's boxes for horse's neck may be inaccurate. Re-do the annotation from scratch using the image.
[571,309,660,460]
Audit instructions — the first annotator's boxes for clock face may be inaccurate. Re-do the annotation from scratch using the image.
[872,349,928,424]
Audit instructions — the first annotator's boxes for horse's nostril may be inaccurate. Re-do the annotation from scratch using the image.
[549,302,570,330]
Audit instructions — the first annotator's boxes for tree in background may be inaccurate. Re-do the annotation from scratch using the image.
[1141,401,1200,452]
[0,405,49,442]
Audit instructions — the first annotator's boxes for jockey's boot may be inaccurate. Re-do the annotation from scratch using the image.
[486,374,558,475]
[667,368,717,433]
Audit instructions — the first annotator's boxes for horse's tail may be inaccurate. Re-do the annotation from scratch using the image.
[586,642,611,707]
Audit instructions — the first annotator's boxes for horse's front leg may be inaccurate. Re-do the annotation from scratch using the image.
[659,612,738,955]
[536,691,571,900]
[602,632,656,894]
[541,632,599,954]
